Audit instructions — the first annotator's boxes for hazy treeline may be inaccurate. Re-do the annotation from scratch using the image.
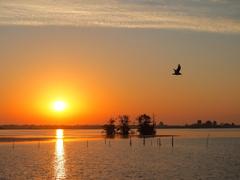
[185,120,238,129]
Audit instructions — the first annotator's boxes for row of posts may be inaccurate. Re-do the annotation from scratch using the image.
[102,136,174,148]
[10,136,174,149]
[10,134,211,149]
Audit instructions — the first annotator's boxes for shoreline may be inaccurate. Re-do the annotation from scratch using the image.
[0,127,239,130]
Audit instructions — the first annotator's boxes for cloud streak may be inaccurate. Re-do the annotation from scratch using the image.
[0,0,240,33]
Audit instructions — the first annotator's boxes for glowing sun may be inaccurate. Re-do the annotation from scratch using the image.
[53,101,67,112]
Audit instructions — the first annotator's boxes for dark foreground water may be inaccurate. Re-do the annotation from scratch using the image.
[0,129,239,180]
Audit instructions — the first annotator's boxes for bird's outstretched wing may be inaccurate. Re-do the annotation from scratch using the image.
[176,64,181,72]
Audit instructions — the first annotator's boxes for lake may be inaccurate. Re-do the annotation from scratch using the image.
[0,129,239,179]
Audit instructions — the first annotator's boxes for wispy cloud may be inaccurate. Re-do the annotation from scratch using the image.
[0,0,240,33]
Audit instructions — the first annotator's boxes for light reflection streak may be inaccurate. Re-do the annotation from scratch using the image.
[55,129,65,179]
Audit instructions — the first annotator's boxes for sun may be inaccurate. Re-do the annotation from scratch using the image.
[53,101,67,112]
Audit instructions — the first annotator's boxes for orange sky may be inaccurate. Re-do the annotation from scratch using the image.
[0,27,240,125]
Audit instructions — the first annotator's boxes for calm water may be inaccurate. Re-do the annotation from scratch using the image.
[0,129,239,180]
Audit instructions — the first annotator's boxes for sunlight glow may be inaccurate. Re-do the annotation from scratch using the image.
[53,101,67,112]
[35,86,88,121]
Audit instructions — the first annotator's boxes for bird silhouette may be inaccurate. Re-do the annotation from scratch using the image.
[172,64,182,75]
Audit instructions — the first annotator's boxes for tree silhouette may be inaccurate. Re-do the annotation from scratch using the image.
[103,118,116,137]
[118,115,130,137]
[137,114,156,136]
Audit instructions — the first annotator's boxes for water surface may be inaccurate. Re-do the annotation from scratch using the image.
[0,129,239,179]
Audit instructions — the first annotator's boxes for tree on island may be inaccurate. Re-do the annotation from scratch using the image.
[118,115,130,137]
[137,114,156,136]
[103,118,116,137]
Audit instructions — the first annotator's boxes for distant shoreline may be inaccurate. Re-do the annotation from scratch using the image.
[0,124,239,130]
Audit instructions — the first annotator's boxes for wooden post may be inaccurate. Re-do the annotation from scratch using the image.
[12,140,15,150]
[38,141,40,149]
[206,134,210,148]
[130,136,132,147]
[158,138,161,147]
[171,136,174,148]
[143,136,145,146]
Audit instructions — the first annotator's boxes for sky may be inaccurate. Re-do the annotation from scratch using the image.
[0,0,240,125]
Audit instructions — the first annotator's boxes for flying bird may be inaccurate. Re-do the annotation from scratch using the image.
[172,64,182,75]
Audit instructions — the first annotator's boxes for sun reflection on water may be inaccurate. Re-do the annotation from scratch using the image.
[55,129,65,179]
[56,129,64,139]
